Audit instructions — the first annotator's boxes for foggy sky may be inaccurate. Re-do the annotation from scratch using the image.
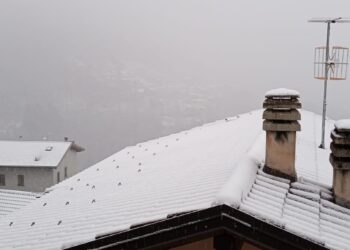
[1,0,350,168]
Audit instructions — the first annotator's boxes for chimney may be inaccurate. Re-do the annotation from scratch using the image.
[330,119,350,208]
[262,88,301,181]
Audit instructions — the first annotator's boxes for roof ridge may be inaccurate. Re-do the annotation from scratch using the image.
[212,132,265,207]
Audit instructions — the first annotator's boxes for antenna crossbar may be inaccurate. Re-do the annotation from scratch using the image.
[309,17,350,149]
[309,17,350,23]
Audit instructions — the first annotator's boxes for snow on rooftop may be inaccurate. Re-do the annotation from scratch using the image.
[265,88,300,98]
[0,189,41,219]
[0,141,73,167]
[334,119,350,131]
[213,133,265,208]
[296,111,333,186]
[0,109,338,249]
[240,169,350,250]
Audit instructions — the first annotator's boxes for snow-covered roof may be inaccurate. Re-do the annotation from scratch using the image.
[0,189,41,219]
[0,141,84,168]
[240,170,350,250]
[265,88,300,98]
[0,110,343,250]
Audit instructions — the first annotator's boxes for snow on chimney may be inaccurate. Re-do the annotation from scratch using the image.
[262,88,301,181]
[330,119,350,208]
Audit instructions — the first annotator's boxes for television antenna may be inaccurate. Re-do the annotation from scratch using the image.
[308,17,350,149]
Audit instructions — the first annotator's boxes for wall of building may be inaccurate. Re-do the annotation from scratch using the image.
[241,242,262,250]
[170,238,214,250]
[53,149,78,184]
[170,237,262,250]
[0,166,53,192]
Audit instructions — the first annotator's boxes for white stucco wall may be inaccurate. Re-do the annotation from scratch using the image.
[53,150,77,184]
[0,167,53,192]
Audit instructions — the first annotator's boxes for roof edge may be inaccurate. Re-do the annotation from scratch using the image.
[70,142,85,153]
[65,205,327,250]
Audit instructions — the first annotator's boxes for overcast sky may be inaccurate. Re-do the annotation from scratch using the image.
[1,0,350,167]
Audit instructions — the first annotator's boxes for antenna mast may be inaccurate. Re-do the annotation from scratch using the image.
[309,17,350,149]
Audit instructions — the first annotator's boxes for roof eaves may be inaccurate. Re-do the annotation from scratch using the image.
[70,143,85,153]
[54,141,84,169]
[65,205,327,250]
[0,164,57,168]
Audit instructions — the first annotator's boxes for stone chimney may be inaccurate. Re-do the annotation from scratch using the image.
[262,88,301,181]
[330,119,350,208]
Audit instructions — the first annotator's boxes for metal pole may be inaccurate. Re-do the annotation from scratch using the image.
[319,21,331,149]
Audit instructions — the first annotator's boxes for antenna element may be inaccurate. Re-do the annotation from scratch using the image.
[308,17,350,149]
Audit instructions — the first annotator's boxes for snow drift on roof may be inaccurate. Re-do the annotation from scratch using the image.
[213,133,265,208]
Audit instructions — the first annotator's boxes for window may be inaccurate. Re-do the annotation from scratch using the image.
[0,175,5,186]
[57,172,60,183]
[17,175,24,186]
[64,167,68,178]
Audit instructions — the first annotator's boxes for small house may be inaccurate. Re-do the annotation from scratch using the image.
[0,140,84,192]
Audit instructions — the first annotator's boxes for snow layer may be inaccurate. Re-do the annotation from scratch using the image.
[0,111,263,250]
[0,189,41,219]
[213,133,265,207]
[0,141,73,167]
[296,110,333,186]
[240,169,350,249]
[213,157,259,207]
[265,88,300,97]
[0,109,341,250]
[335,119,350,131]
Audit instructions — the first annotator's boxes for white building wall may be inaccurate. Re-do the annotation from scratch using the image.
[53,150,77,184]
[0,167,53,193]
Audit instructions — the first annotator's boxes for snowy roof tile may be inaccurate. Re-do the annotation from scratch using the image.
[0,141,84,167]
[0,110,345,249]
[0,189,41,219]
[240,170,350,250]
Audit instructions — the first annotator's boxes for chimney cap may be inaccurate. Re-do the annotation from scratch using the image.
[335,119,350,132]
[265,88,300,98]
